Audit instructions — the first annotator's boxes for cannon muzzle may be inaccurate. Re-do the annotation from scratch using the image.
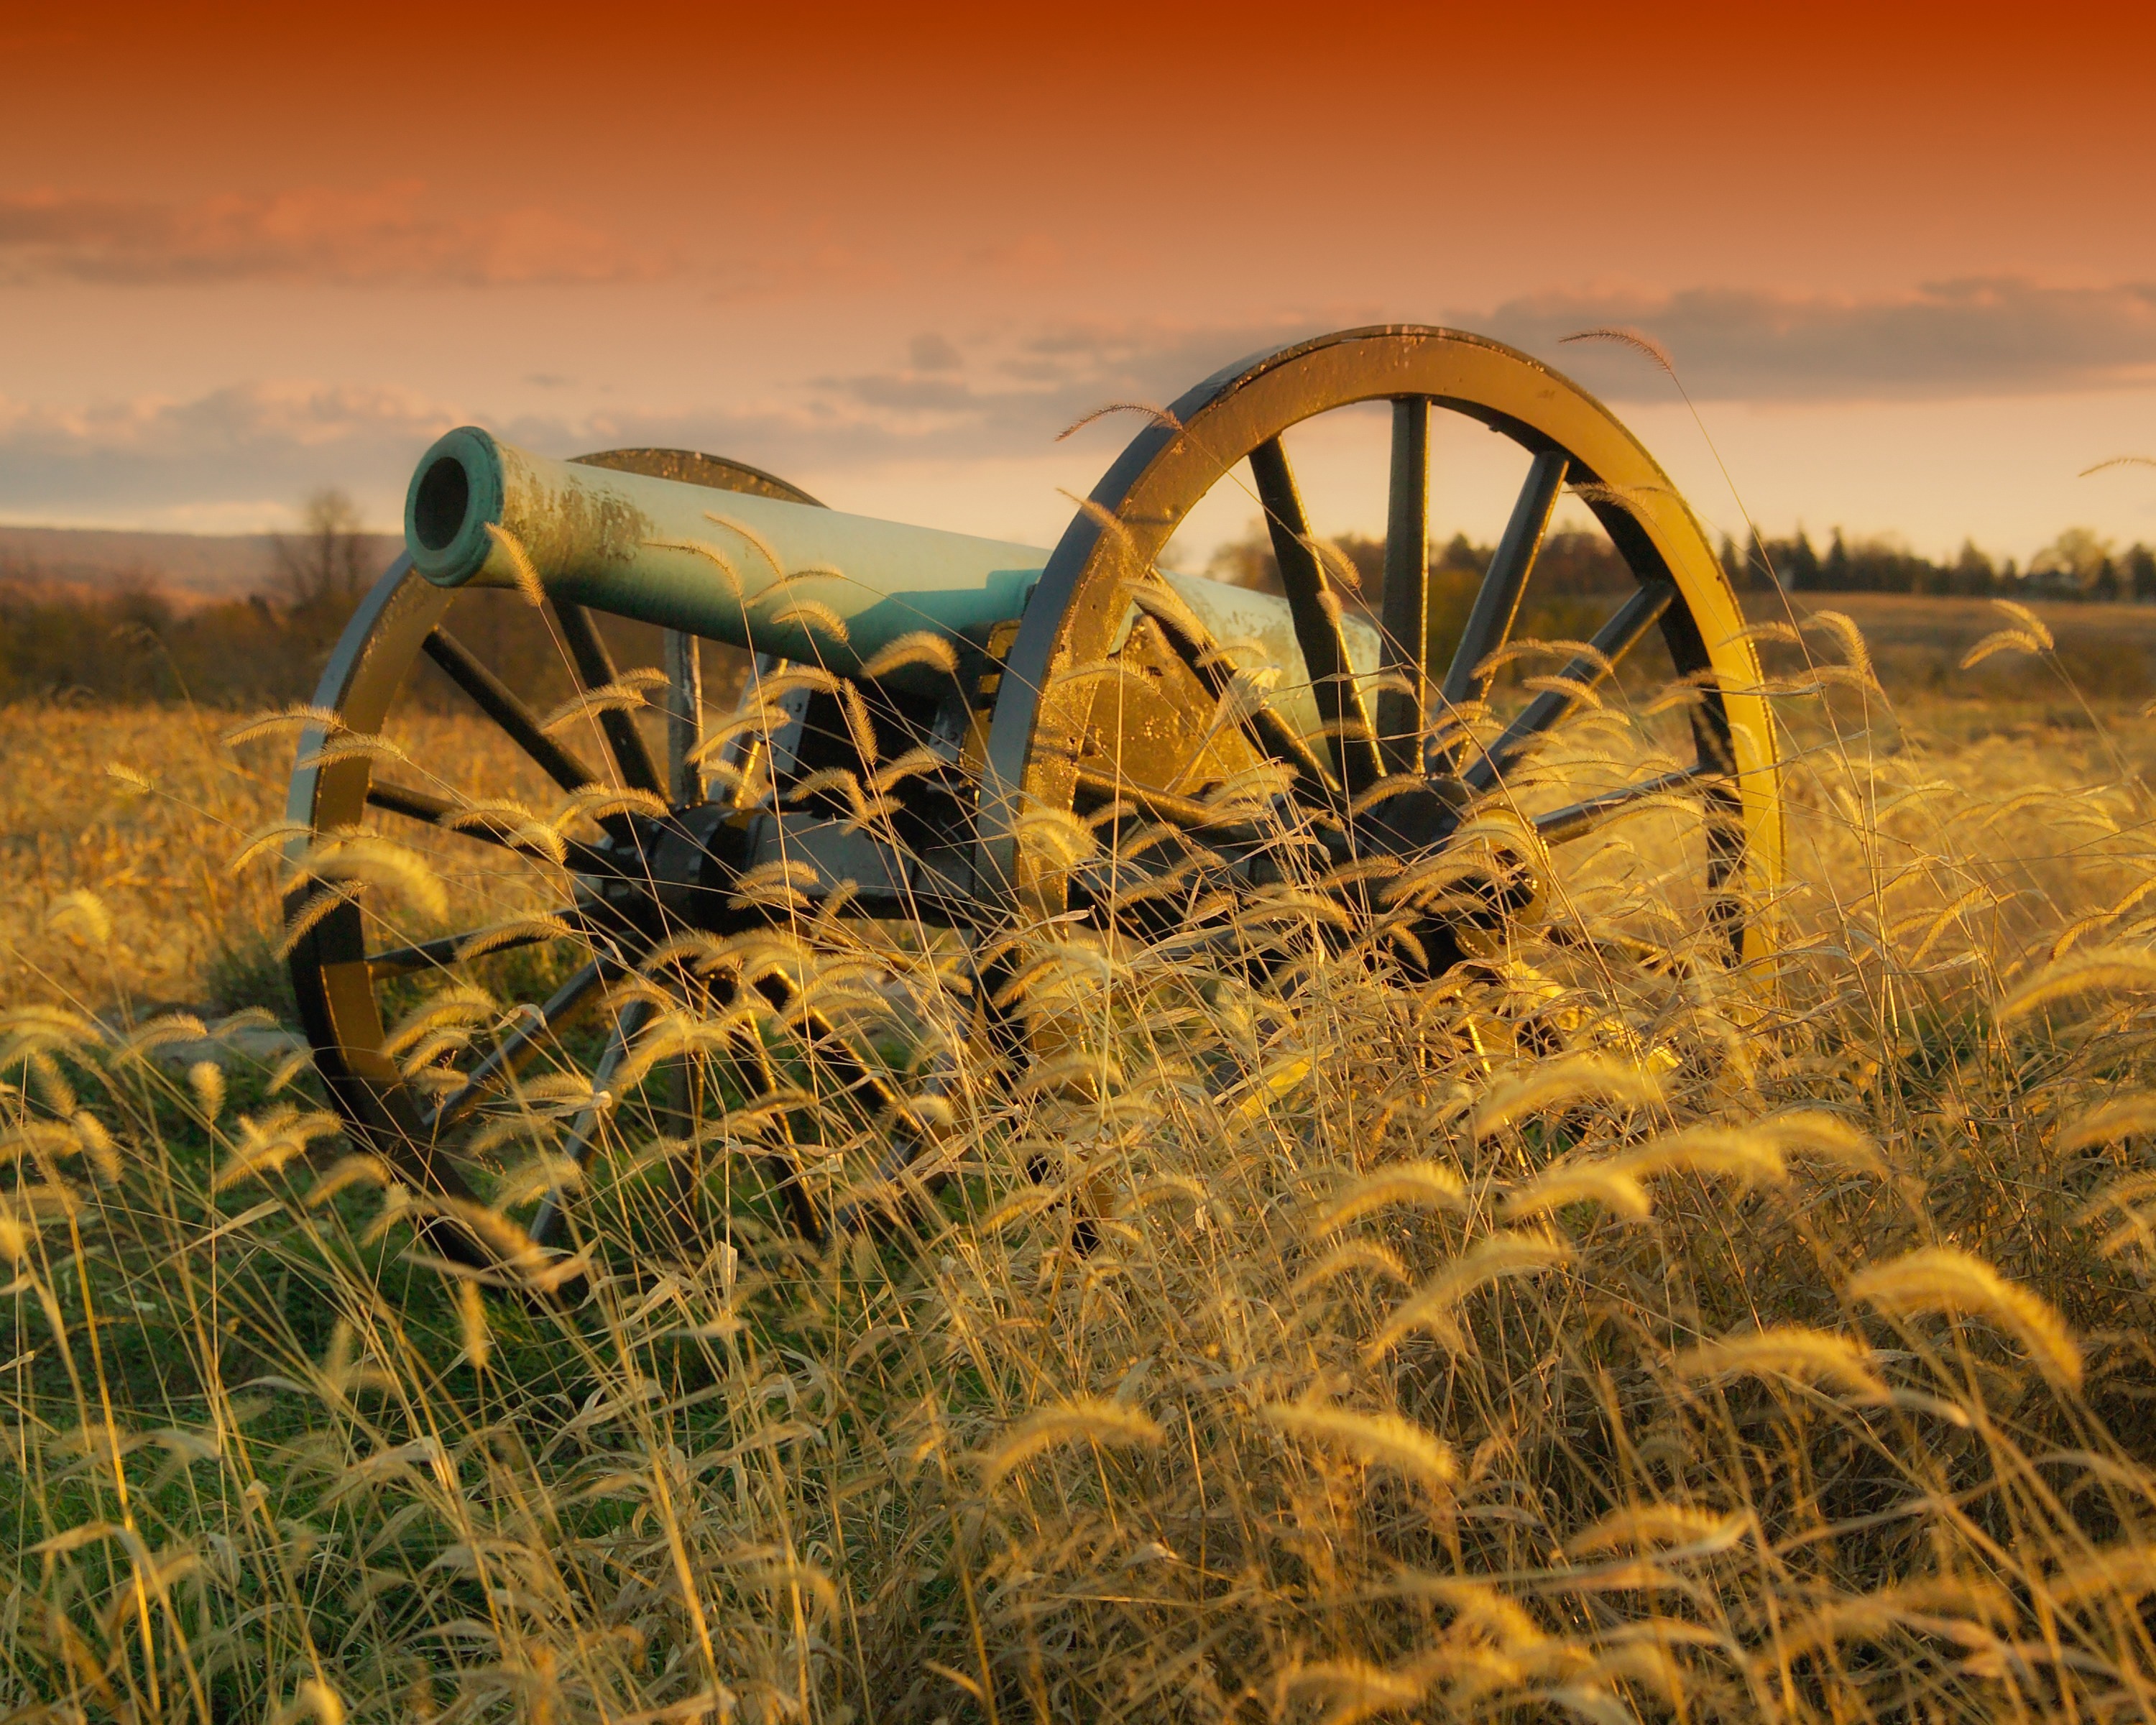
[405,425,1377,714]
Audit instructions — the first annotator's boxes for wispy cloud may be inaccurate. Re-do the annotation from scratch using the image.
[818,317,1333,438]
[1483,280,2156,401]
[0,183,667,287]
[17,284,2156,530]
[0,383,457,517]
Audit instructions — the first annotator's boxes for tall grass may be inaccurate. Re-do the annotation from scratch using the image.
[6,619,2156,1721]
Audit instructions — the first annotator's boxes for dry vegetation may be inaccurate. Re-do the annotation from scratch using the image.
[9,607,2156,1722]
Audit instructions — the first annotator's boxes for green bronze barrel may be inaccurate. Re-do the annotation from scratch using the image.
[403,426,1377,719]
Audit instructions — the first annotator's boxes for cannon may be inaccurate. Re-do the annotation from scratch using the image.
[285,326,1780,1266]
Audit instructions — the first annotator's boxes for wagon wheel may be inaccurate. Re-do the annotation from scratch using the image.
[285,449,887,1271]
[977,326,1780,1059]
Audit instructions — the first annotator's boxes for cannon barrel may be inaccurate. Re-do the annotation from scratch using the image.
[404,426,1377,713]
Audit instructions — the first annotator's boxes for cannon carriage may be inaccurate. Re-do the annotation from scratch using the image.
[283,326,1779,1271]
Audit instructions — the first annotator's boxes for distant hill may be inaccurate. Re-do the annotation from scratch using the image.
[0,523,404,606]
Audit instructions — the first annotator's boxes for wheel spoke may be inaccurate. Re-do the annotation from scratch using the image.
[1436,450,1570,742]
[427,960,610,1132]
[554,601,668,799]
[1462,578,1675,794]
[664,629,704,804]
[1248,436,1383,796]
[1377,397,1429,773]
[528,995,658,1248]
[423,627,602,797]
[366,919,576,980]
[1531,764,1715,845]
[364,778,612,874]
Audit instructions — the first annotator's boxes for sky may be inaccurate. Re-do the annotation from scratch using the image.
[3,0,2156,566]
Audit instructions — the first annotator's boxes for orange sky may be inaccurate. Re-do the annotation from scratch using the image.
[4,1,2155,557]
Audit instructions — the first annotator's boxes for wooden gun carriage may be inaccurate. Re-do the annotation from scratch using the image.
[283,326,1779,1269]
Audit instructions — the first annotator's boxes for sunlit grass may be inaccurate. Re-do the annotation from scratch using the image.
[7,614,2156,1721]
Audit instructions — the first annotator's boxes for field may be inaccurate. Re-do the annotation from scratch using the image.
[9,597,2156,1722]
[1815,592,2156,707]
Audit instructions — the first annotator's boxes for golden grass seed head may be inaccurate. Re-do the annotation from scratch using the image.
[1368,1232,1574,1356]
[1470,1052,1664,1140]
[1996,944,2156,1024]
[1564,1503,1747,1560]
[2060,1090,2156,1151]
[980,1397,1164,1489]
[482,521,548,608]
[1500,1164,1653,1223]
[1847,1246,2083,1389]
[1258,1401,1457,1494]
[456,1279,492,1373]
[1307,1162,1466,1236]
[43,888,111,948]
[1613,1127,1788,1187]
[187,1059,226,1122]
[1673,1325,1889,1400]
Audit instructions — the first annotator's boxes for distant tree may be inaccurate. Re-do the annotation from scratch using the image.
[1823,529,1849,589]
[1437,532,1482,575]
[1331,532,1386,598]
[1788,527,1957,597]
[1204,521,1523,612]
[1950,540,1996,597]
[1202,522,1385,606]
[1205,522,1279,592]
[2127,543,2156,603]
[273,489,371,643]
[1784,528,1820,590]
[1531,533,1628,592]
[1713,528,1777,589]
[1201,519,1644,604]
[2029,527,2115,598]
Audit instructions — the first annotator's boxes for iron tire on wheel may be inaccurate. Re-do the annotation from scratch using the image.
[979,325,1780,961]
[285,453,824,1262]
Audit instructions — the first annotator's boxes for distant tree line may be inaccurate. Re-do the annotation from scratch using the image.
[1720,526,2156,602]
[1204,527,1634,602]
[0,492,379,707]
[1208,518,2156,607]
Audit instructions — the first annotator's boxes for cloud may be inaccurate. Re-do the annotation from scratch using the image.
[829,372,980,413]
[0,377,979,526]
[1480,279,2156,401]
[0,183,667,286]
[804,316,1327,445]
[0,382,457,518]
[908,332,964,372]
[27,282,2156,531]
[0,317,1323,526]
